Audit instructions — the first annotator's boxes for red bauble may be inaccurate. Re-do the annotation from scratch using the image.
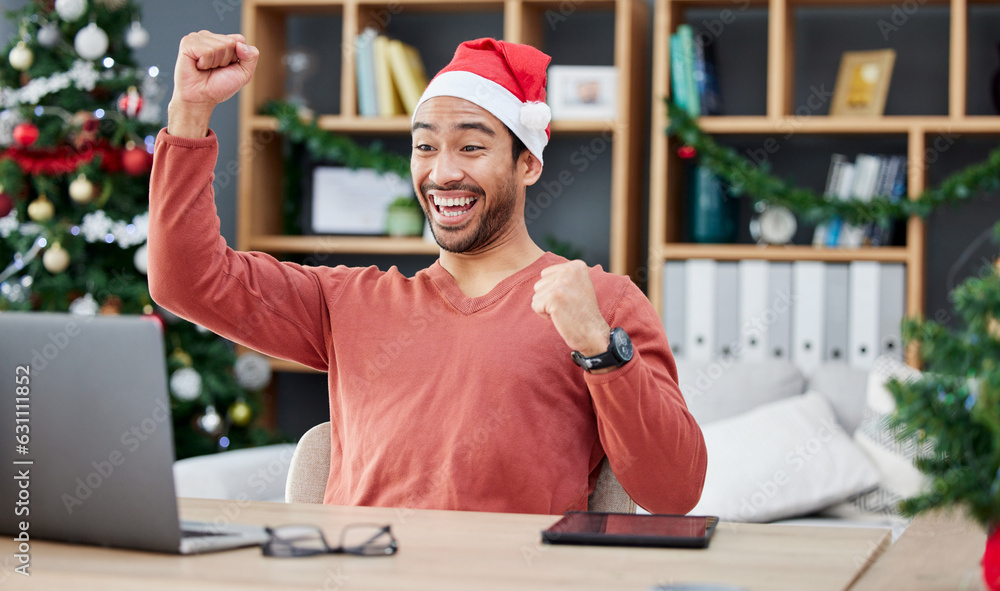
[984,526,1000,591]
[677,145,697,160]
[117,87,144,118]
[0,192,12,218]
[122,144,153,176]
[12,122,39,147]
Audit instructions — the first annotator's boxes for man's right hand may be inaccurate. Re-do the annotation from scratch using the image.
[167,31,259,138]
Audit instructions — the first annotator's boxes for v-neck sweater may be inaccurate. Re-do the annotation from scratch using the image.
[148,129,706,515]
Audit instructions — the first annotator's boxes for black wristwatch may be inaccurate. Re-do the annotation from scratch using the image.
[571,327,634,372]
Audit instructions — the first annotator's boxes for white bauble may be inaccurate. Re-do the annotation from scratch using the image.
[234,353,272,390]
[37,23,62,48]
[133,244,148,274]
[196,405,224,436]
[9,42,33,71]
[42,243,70,274]
[68,173,95,203]
[169,367,202,401]
[74,22,108,60]
[55,0,88,21]
[69,293,99,317]
[125,21,149,49]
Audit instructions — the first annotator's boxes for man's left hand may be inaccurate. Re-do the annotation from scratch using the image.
[532,260,610,357]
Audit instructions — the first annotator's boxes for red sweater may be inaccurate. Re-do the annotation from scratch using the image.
[148,129,706,514]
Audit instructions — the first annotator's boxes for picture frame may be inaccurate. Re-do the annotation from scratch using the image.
[830,49,896,117]
[301,155,414,235]
[547,65,618,120]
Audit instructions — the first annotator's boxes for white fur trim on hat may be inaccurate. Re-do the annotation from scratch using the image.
[413,70,548,165]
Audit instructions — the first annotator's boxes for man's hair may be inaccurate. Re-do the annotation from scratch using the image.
[508,127,528,164]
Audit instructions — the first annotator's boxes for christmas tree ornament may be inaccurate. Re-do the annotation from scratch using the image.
[169,367,202,401]
[42,242,70,273]
[117,86,143,118]
[37,22,61,48]
[228,399,253,427]
[69,292,99,316]
[55,0,88,21]
[99,295,122,315]
[8,41,34,72]
[12,122,39,147]
[677,145,697,160]
[27,195,54,222]
[122,141,152,175]
[74,22,109,61]
[125,20,149,49]
[133,243,147,274]
[0,191,12,218]
[171,348,193,368]
[196,405,224,436]
[234,352,272,390]
[68,173,95,203]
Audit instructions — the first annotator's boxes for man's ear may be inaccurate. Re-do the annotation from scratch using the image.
[521,152,543,187]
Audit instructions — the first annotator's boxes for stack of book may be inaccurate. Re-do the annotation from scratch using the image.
[813,153,907,248]
[669,24,721,118]
[355,28,429,117]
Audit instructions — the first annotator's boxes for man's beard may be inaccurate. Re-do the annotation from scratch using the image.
[421,175,519,255]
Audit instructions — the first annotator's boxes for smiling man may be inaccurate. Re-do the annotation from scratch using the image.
[149,32,706,515]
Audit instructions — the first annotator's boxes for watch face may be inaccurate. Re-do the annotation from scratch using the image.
[612,328,633,362]
[759,205,797,244]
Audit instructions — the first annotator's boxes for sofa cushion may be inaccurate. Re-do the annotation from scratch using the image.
[675,358,805,425]
[690,391,880,523]
[173,444,296,503]
[823,355,931,519]
[806,362,870,434]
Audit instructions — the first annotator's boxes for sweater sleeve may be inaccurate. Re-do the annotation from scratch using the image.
[585,280,707,514]
[147,128,333,371]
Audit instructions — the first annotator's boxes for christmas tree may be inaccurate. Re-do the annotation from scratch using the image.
[0,0,277,458]
[888,221,1000,530]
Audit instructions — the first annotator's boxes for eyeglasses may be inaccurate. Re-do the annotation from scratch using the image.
[262,523,398,558]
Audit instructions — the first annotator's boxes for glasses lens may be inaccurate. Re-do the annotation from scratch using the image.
[265,526,329,556]
[341,525,397,555]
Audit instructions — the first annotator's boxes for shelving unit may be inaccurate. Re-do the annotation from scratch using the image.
[237,0,649,374]
[648,0,1000,339]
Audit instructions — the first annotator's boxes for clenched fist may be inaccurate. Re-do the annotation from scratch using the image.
[532,260,611,358]
[168,31,259,138]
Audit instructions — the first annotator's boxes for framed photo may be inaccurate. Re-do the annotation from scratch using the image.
[830,49,896,117]
[547,66,618,120]
[301,158,413,235]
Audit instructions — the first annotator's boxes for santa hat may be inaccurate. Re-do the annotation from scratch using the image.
[413,38,552,164]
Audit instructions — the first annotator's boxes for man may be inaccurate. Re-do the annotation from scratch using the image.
[149,32,706,515]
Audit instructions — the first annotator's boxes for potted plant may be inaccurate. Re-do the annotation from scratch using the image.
[385,196,425,237]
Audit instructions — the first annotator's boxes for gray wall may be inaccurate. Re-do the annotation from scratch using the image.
[3,1,999,437]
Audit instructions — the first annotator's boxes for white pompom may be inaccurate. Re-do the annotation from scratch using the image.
[520,102,551,131]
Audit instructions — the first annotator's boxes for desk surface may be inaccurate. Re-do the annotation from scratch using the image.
[5,498,891,591]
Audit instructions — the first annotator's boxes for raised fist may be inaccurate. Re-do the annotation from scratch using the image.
[171,31,259,109]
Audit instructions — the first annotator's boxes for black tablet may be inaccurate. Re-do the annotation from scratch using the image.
[542,512,719,549]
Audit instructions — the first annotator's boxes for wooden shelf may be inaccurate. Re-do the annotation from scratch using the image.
[695,115,1000,135]
[247,234,440,255]
[249,114,623,135]
[657,244,911,262]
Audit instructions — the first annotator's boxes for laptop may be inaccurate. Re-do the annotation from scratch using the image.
[0,312,269,554]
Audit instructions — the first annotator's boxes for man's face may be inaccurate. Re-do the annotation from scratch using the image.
[410,97,535,255]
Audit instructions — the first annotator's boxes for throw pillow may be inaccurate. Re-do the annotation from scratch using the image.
[822,355,932,520]
[689,391,880,522]
[676,358,806,425]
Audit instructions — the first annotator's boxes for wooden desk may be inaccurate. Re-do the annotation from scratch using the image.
[3,498,890,591]
[849,510,988,591]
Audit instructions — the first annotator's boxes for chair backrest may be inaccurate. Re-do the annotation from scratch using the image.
[285,421,637,513]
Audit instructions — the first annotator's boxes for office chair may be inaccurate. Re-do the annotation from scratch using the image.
[285,422,638,513]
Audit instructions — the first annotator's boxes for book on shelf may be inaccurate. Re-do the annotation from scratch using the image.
[386,39,429,115]
[355,28,379,117]
[373,35,404,117]
[669,24,721,117]
[812,153,907,248]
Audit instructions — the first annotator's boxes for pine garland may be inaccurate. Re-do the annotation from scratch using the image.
[261,100,411,179]
[665,100,1000,225]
